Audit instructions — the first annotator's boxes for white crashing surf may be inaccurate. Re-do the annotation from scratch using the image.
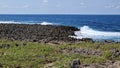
[0,21,22,24]
[40,22,54,25]
[71,25,120,42]
[0,21,55,25]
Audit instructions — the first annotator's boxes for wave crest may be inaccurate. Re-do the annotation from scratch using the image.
[0,21,55,25]
[0,21,21,24]
[40,22,54,25]
[72,25,120,41]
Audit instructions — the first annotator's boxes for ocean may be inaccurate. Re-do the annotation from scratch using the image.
[0,14,120,42]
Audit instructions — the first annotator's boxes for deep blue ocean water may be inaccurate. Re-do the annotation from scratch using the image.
[0,15,120,42]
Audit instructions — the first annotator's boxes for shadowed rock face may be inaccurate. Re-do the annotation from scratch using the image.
[0,24,79,42]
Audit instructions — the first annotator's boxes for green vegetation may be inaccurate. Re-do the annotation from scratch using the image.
[0,40,120,68]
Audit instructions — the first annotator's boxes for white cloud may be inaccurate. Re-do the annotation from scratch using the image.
[42,0,49,6]
[0,5,9,8]
[56,4,62,7]
[104,5,114,8]
[115,6,120,9]
[80,2,85,5]
[104,2,120,9]
[105,5,120,9]
[22,5,30,8]
[43,0,48,3]
[0,4,31,9]
[79,2,87,8]
[79,5,87,8]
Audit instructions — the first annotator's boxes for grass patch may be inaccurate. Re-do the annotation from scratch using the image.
[0,39,119,68]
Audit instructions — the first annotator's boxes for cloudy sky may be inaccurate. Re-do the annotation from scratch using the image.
[0,0,120,14]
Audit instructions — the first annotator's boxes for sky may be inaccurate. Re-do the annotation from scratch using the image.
[0,0,120,14]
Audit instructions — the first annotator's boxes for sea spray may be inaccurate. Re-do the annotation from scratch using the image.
[71,26,120,42]
[40,22,54,25]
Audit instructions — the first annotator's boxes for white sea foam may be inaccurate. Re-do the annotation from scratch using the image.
[0,21,22,24]
[0,21,55,25]
[71,25,120,41]
[40,22,54,25]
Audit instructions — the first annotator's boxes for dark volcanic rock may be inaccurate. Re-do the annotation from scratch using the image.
[71,60,82,68]
[0,24,79,42]
[0,63,3,68]
[81,38,93,42]
[70,60,120,68]
[0,44,11,48]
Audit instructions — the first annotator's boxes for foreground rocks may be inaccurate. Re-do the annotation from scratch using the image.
[71,60,120,68]
[111,49,120,58]
[61,48,103,56]
[71,60,82,68]
[0,24,80,43]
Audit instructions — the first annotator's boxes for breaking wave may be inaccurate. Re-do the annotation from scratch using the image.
[0,21,55,25]
[72,26,120,42]
[0,21,22,24]
[40,22,54,25]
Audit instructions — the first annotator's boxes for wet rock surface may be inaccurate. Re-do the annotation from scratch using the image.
[0,24,79,42]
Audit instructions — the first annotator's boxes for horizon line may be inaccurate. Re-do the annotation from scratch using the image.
[0,14,120,15]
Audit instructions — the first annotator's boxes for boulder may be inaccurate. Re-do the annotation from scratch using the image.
[71,60,83,68]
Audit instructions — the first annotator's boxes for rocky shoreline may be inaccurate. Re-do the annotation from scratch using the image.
[0,24,81,43]
[0,24,117,43]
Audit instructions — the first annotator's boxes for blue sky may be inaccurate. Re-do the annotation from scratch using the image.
[0,0,120,14]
